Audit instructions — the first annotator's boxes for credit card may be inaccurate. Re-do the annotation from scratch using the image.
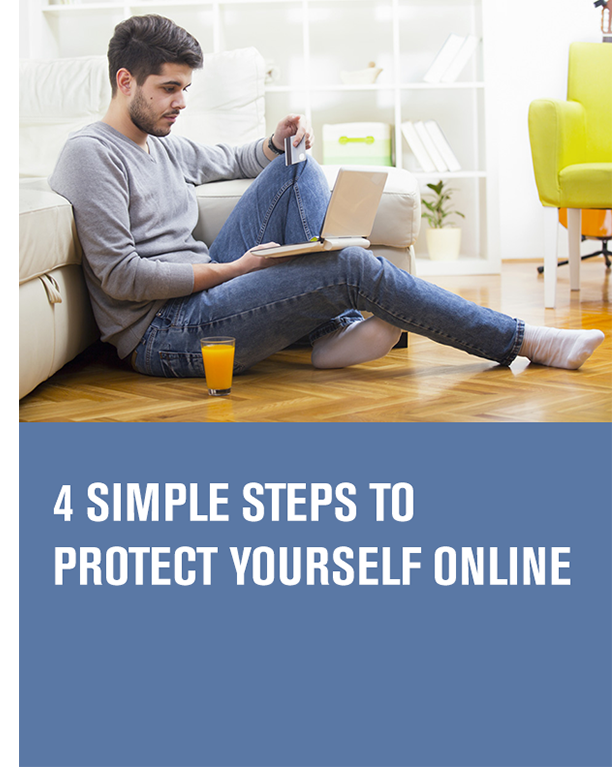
[285,134,307,165]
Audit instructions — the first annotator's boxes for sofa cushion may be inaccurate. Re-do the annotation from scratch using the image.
[193,179,255,247]
[19,48,267,179]
[173,47,266,147]
[20,56,112,179]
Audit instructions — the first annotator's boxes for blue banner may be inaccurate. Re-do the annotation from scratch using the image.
[19,423,612,767]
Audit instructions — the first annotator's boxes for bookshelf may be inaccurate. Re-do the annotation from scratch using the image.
[25,0,499,275]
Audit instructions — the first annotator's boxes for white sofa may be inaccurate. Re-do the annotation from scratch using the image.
[19,49,421,400]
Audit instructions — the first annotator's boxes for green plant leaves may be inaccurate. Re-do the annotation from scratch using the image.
[421,179,465,229]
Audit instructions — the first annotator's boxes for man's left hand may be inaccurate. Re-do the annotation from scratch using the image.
[271,114,314,152]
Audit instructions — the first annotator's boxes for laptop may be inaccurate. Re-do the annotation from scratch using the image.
[253,168,388,258]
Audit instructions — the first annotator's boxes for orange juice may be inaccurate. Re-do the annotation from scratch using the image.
[200,338,235,395]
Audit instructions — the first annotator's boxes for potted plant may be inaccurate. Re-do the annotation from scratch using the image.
[421,180,465,261]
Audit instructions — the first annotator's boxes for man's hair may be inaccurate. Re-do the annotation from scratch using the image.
[107,15,203,95]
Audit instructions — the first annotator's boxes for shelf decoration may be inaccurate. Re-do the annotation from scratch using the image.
[421,180,465,261]
[265,60,281,85]
[401,121,461,174]
[401,122,435,172]
[423,34,480,83]
[322,123,393,167]
[421,121,461,172]
[340,62,383,86]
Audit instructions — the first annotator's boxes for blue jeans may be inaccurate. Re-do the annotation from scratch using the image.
[132,156,524,377]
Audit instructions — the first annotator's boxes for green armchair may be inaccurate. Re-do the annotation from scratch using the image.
[528,42,612,307]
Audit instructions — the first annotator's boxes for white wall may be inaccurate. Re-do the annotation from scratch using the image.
[484,0,600,260]
[20,1,31,58]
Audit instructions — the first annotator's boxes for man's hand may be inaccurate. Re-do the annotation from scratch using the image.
[274,114,314,150]
[264,114,314,160]
[191,243,285,293]
[235,243,283,273]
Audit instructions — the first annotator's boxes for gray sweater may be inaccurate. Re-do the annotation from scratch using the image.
[49,121,270,358]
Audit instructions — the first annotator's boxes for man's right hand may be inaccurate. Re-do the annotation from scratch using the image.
[191,243,283,293]
[236,243,283,273]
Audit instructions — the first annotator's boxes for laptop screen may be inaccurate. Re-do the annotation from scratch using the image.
[320,168,388,238]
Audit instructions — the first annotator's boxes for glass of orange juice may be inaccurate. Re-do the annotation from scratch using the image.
[200,337,236,396]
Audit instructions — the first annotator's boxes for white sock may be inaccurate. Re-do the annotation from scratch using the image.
[519,324,605,369]
[311,316,402,369]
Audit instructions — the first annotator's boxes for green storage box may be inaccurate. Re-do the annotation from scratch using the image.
[322,122,394,166]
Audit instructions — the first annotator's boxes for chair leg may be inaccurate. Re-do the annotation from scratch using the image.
[602,239,611,268]
[567,208,582,291]
[543,206,559,308]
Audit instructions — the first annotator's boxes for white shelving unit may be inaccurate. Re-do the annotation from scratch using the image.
[25,0,499,275]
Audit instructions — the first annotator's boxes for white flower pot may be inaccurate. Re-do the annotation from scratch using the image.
[426,227,462,261]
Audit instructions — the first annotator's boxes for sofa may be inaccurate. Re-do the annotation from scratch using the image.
[19,49,421,400]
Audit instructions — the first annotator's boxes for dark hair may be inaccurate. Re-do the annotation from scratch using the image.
[107,15,203,95]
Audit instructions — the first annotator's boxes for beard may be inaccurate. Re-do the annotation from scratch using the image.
[128,89,175,137]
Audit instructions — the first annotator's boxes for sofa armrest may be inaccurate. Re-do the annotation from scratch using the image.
[528,98,586,207]
[20,179,83,284]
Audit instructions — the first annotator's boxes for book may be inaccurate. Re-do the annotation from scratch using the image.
[440,35,479,82]
[401,122,436,173]
[414,121,448,173]
[423,120,461,172]
[423,33,465,83]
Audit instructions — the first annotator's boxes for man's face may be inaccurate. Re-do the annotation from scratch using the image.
[128,62,192,137]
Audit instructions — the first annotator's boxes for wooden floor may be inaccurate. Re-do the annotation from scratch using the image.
[19,260,611,423]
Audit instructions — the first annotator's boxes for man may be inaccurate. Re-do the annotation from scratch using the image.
[50,14,604,378]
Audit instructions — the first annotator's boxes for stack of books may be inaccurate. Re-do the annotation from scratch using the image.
[423,34,480,84]
[401,121,461,174]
